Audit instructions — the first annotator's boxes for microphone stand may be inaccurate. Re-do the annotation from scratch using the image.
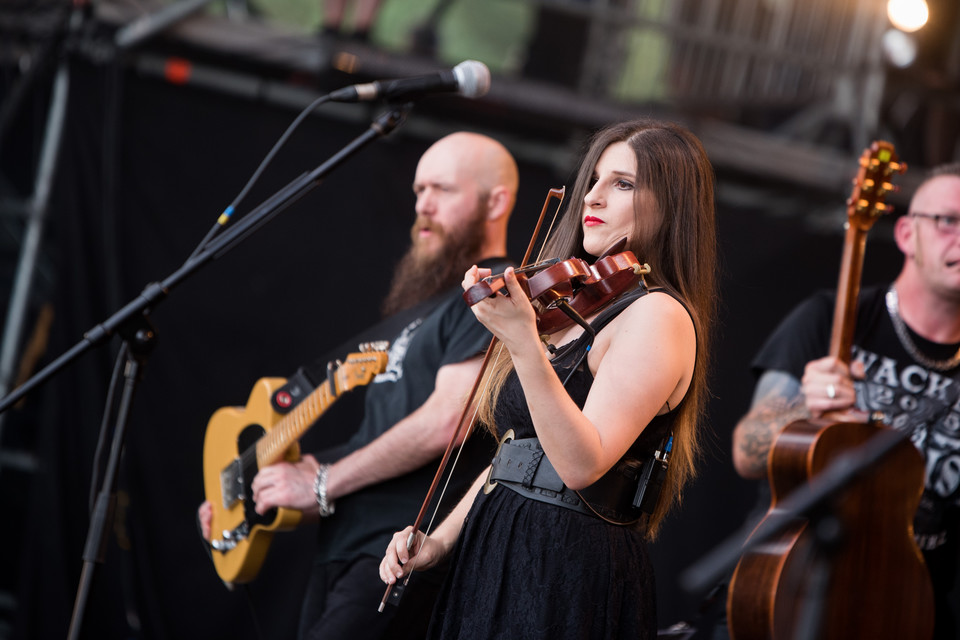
[677,425,912,636]
[0,102,412,640]
[68,322,155,640]
[0,104,409,415]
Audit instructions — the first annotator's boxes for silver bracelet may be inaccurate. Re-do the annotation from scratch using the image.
[313,464,335,517]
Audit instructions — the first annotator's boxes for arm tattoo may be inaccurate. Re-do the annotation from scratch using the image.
[733,370,810,478]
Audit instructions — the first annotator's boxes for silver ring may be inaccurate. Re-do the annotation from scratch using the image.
[826,383,836,399]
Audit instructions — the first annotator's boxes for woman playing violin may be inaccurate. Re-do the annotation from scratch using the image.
[380,119,717,639]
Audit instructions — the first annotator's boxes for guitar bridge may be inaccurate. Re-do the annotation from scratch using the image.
[220,458,243,509]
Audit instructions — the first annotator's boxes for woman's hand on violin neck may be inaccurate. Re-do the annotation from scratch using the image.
[465,266,541,354]
[462,265,491,289]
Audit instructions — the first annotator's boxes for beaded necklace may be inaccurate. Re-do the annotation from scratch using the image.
[885,286,960,371]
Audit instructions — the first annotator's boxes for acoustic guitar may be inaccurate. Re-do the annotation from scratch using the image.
[202,342,388,584]
[726,142,934,640]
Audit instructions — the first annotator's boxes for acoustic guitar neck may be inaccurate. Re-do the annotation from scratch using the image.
[828,141,905,365]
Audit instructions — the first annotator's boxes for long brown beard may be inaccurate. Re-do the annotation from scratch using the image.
[381,207,487,316]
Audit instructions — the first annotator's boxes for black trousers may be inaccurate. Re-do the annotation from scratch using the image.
[299,555,443,640]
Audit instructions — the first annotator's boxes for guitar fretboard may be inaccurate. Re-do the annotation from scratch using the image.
[256,380,337,468]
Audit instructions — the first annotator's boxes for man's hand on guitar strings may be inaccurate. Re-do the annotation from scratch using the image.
[251,454,321,514]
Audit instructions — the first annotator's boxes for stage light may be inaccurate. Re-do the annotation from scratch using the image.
[882,28,918,67]
[887,0,929,33]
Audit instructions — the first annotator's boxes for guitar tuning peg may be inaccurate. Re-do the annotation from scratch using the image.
[874,202,892,214]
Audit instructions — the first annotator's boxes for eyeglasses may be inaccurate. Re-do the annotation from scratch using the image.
[910,213,960,235]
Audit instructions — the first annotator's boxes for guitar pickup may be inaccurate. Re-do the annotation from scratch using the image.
[220,458,243,509]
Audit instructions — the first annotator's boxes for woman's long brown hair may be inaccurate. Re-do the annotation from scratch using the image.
[476,119,718,538]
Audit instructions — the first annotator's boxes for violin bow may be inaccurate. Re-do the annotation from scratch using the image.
[379,187,565,611]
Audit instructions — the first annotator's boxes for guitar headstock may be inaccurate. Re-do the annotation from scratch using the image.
[333,342,390,393]
[846,140,907,231]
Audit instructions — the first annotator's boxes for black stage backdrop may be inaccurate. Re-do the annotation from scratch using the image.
[3,55,909,639]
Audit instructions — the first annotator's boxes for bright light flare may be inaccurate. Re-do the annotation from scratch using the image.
[882,29,918,67]
[887,0,929,33]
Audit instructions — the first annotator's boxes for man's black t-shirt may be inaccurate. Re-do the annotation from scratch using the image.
[315,258,511,564]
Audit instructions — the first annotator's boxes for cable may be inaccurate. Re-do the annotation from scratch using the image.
[187,92,333,261]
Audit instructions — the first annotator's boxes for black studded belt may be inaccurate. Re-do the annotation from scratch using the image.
[486,434,646,525]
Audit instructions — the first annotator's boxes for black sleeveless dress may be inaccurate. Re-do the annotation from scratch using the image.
[425,289,682,640]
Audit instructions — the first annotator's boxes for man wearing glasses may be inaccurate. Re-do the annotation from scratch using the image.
[731,163,960,639]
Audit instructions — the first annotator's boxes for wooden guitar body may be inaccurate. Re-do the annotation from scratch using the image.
[203,377,303,585]
[727,418,934,640]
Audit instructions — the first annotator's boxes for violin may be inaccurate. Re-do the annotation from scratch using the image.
[462,240,650,335]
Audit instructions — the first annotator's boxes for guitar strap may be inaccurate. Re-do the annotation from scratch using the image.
[269,292,450,414]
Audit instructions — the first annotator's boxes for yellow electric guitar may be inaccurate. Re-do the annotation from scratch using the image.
[202,342,389,584]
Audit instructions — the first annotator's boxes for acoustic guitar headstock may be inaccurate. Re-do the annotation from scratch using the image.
[846,140,907,231]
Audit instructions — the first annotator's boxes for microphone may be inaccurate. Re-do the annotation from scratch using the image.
[328,60,490,103]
